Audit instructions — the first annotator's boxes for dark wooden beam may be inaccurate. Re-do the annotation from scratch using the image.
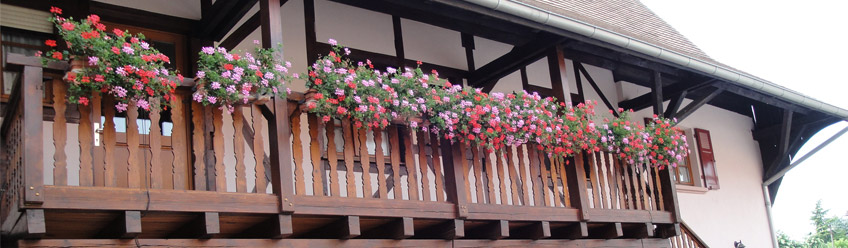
[462,33,476,72]
[361,217,414,239]
[167,212,220,239]
[656,223,681,239]
[443,139,470,218]
[618,79,716,111]
[197,0,258,41]
[418,219,464,240]
[469,33,566,89]
[392,16,406,67]
[590,223,623,239]
[566,42,683,77]
[304,0,317,62]
[558,222,589,239]
[572,61,586,102]
[513,221,551,240]
[9,209,45,239]
[664,91,687,119]
[547,45,571,103]
[97,211,142,239]
[220,14,261,51]
[314,42,467,79]
[468,220,509,240]
[91,1,197,35]
[576,62,618,117]
[652,71,664,115]
[673,87,725,122]
[623,222,655,239]
[764,110,793,178]
[718,82,811,115]
[240,214,294,239]
[304,216,360,239]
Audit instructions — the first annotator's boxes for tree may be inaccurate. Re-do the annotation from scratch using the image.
[779,200,848,248]
[778,231,805,248]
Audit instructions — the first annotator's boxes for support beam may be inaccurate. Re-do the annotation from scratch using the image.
[618,79,715,111]
[462,33,476,73]
[305,216,360,239]
[651,71,663,115]
[575,62,618,117]
[168,212,220,239]
[591,222,623,239]
[664,91,687,119]
[196,0,257,41]
[764,110,794,178]
[719,83,810,115]
[469,33,565,89]
[97,211,141,239]
[623,223,655,239]
[547,45,571,103]
[392,16,405,67]
[240,214,293,239]
[513,221,551,240]
[469,220,509,240]
[656,223,681,239]
[220,14,260,51]
[764,126,848,186]
[361,217,414,239]
[673,87,724,122]
[9,209,45,239]
[418,219,464,240]
[559,222,589,239]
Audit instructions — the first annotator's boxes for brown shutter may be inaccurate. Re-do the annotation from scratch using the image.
[694,128,719,189]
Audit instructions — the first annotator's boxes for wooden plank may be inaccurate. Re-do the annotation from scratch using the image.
[149,100,162,189]
[359,128,372,198]
[374,127,387,199]
[465,203,581,221]
[326,120,340,197]
[171,94,188,190]
[308,114,324,196]
[443,139,469,218]
[102,97,117,187]
[342,119,357,197]
[401,126,418,200]
[653,166,665,211]
[388,126,402,200]
[293,195,456,219]
[566,153,591,220]
[126,102,141,188]
[615,157,632,209]
[458,141,471,203]
[587,152,601,208]
[51,79,68,186]
[537,150,551,207]
[644,165,657,211]
[483,148,496,204]
[596,154,610,209]
[265,96,298,213]
[495,149,508,204]
[21,65,44,202]
[506,146,520,205]
[517,145,529,205]
[558,157,571,207]
[20,239,454,247]
[92,95,104,186]
[628,163,643,210]
[233,106,247,193]
[78,91,94,187]
[417,130,431,201]
[191,102,207,190]
[253,105,267,193]
[549,157,562,207]
[431,135,445,203]
[639,165,651,210]
[212,107,226,192]
[527,146,543,206]
[471,144,485,203]
[605,153,622,209]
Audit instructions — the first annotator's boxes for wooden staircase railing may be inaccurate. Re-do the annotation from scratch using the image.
[669,221,709,248]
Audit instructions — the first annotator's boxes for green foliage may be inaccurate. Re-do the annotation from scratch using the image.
[779,200,848,248]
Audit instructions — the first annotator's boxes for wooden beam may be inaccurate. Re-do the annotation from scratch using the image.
[18,238,675,247]
[559,222,589,239]
[418,219,464,240]
[572,61,586,102]
[652,71,664,115]
[623,222,655,239]
[576,62,618,116]
[314,42,467,80]
[469,220,509,240]
[513,221,551,240]
[469,33,565,88]
[168,212,220,239]
[764,110,794,178]
[220,14,260,51]
[361,217,414,239]
[664,91,687,119]
[9,209,45,239]
[22,65,44,204]
[548,45,572,103]
[656,223,681,239]
[241,214,293,239]
[462,33,476,72]
[566,42,683,77]
[618,79,715,111]
[718,82,811,115]
[392,16,405,67]
[443,139,469,219]
[91,1,197,34]
[566,153,591,220]
[673,87,724,122]
[97,211,142,239]
[197,0,257,40]
[591,222,623,239]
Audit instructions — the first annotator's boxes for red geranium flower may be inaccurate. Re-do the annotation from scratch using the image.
[50,6,62,14]
[45,40,57,47]
[61,22,74,31]
[51,51,63,60]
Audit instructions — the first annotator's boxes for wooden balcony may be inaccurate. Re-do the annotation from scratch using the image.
[1,54,682,247]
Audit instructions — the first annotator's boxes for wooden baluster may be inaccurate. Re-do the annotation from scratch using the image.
[416,130,430,201]
[212,107,226,192]
[458,142,471,203]
[308,115,323,196]
[653,166,665,211]
[617,158,633,209]
[359,128,371,198]
[496,148,508,204]
[605,153,621,209]
[527,147,543,206]
[253,105,267,193]
[471,144,485,204]
[91,95,104,186]
[639,165,651,210]
[374,127,387,198]
[595,153,609,209]
[149,100,162,189]
[537,150,551,207]
[326,120,340,197]
[401,126,418,201]
[558,156,570,207]
[517,145,529,206]
[290,110,303,195]
[191,102,206,191]
[549,157,562,207]
[431,134,444,203]
[126,102,141,188]
[78,91,94,186]
[102,97,117,187]
[587,153,602,208]
[342,119,356,197]
[628,162,642,210]
[233,106,247,193]
[506,146,520,205]
[483,148,496,204]
[644,165,657,211]
[51,79,67,186]
[388,126,402,200]
[171,94,187,190]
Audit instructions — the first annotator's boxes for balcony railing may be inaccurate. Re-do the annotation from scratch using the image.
[1,54,681,241]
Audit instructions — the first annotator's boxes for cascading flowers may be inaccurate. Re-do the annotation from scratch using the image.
[644,115,690,169]
[41,6,180,112]
[192,41,294,113]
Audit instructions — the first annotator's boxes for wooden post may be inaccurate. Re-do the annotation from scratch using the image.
[566,152,591,220]
[547,45,572,104]
[260,0,295,213]
[652,71,663,115]
[442,139,469,219]
[22,65,44,204]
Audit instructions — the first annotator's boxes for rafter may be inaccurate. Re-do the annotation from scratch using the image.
[575,62,618,117]
[196,0,258,41]
[673,87,724,122]
[469,33,566,89]
[619,79,716,111]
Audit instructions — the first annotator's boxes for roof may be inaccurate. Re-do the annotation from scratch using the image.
[516,0,714,64]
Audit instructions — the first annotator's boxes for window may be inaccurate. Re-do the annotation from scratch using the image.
[1,27,52,100]
[670,129,695,186]
[102,22,187,73]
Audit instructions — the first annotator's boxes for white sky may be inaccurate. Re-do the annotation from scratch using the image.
[640,0,848,240]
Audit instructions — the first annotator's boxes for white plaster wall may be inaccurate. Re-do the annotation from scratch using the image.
[93,0,202,20]
[401,19,467,71]
[314,0,394,57]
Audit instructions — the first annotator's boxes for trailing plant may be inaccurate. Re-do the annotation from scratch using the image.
[192,41,294,113]
[644,115,690,169]
[41,6,180,112]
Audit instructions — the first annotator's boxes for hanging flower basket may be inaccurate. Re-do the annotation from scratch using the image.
[41,6,181,112]
[192,42,294,113]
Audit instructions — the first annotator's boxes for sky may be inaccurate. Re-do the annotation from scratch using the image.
[639,0,848,241]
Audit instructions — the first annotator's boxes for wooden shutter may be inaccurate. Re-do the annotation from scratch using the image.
[694,128,719,189]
